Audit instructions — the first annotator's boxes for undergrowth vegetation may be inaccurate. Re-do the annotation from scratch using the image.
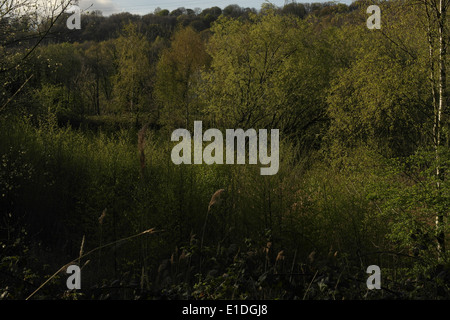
[1,114,449,300]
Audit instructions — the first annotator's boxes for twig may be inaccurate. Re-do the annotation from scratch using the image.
[302,270,318,300]
[0,74,33,112]
[289,248,297,284]
[25,228,160,300]
[0,1,74,75]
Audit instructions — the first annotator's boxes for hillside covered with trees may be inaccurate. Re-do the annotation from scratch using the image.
[1,0,450,300]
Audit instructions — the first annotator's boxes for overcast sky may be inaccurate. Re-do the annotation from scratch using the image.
[78,0,353,16]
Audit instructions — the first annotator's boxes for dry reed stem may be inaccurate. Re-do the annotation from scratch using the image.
[25,228,160,300]
[208,189,225,212]
[98,209,106,225]
[199,189,225,276]
[78,235,85,266]
[138,124,149,170]
[302,270,318,300]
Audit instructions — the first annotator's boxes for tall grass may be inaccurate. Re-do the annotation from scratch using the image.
[0,115,408,299]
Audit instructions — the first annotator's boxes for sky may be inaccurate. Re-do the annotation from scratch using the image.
[77,0,353,16]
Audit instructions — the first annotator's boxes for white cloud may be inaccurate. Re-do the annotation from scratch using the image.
[79,0,120,15]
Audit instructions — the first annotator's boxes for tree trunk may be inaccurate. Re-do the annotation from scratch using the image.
[436,0,447,256]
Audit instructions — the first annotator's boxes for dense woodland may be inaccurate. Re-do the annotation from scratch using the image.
[1,0,450,300]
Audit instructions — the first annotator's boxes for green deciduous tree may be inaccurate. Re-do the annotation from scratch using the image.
[113,23,152,122]
[198,10,335,157]
[155,26,210,129]
[199,12,300,129]
[326,6,431,158]
[418,0,450,256]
